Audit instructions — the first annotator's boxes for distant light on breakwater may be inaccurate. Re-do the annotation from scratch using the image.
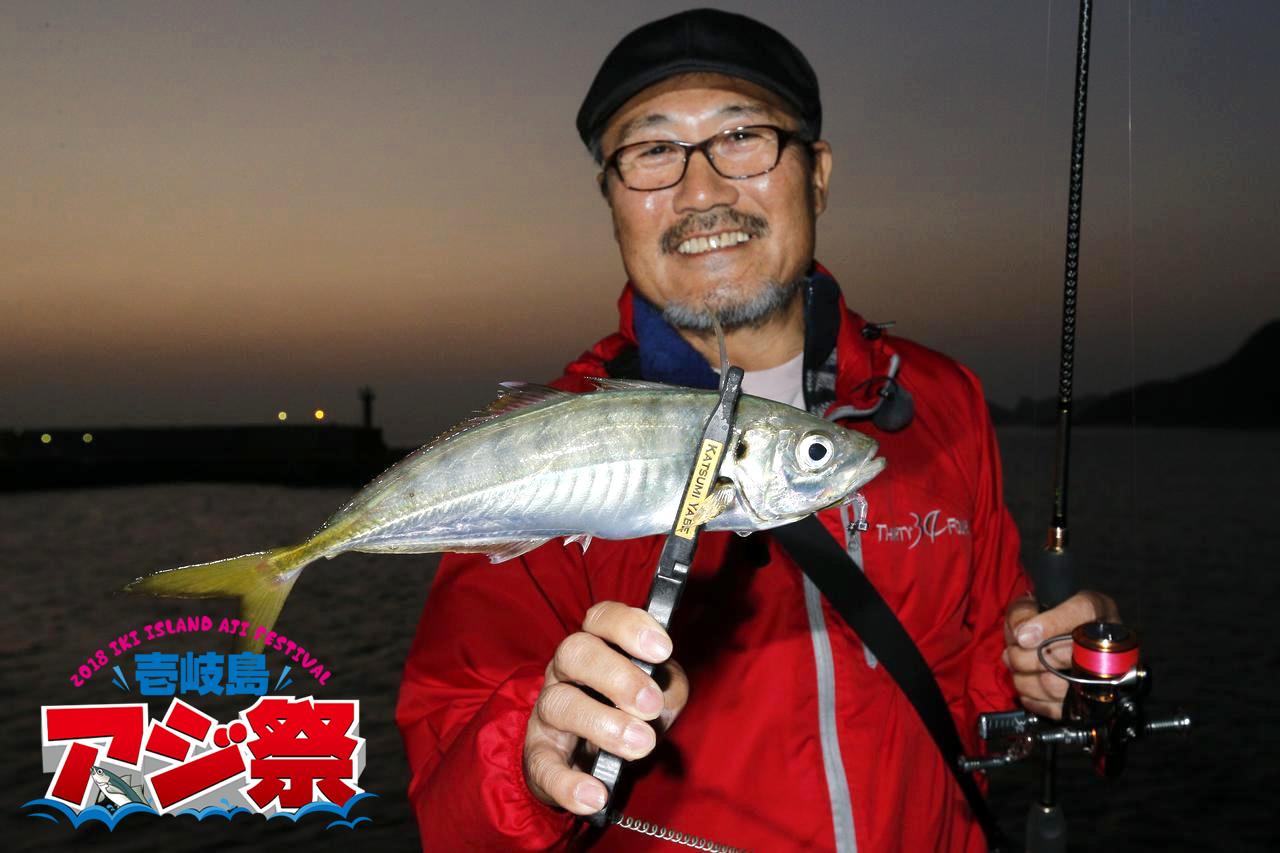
[314,409,326,421]
[277,411,288,422]
[40,433,52,444]
[82,433,93,444]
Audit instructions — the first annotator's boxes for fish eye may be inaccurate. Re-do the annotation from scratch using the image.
[797,433,834,471]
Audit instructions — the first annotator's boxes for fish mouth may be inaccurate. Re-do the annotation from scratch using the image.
[855,453,887,487]
[824,450,886,510]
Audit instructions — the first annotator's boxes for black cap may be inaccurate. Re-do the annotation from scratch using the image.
[576,8,821,151]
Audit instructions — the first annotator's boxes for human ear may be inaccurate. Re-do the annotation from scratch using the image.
[809,141,833,216]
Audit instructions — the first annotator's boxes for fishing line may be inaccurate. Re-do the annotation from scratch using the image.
[1034,0,1055,428]
[710,313,730,391]
[1126,0,1145,628]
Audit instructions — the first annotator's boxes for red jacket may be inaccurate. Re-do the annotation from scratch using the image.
[396,271,1029,851]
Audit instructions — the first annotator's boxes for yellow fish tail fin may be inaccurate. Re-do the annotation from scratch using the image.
[124,544,314,652]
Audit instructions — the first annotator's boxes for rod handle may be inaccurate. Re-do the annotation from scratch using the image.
[1032,545,1076,611]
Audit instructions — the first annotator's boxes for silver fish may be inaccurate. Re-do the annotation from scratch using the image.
[126,379,885,651]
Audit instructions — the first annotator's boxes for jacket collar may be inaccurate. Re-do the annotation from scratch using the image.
[614,263,898,417]
[629,288,721,389]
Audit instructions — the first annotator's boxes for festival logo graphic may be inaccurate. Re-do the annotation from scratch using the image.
[22,615,374,832]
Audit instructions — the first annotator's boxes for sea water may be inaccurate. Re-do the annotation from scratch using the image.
[2,428,1275,850]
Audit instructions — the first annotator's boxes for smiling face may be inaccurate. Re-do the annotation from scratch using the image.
[598,73,832,331]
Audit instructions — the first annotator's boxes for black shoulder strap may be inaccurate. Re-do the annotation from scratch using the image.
[771,515,1009,852]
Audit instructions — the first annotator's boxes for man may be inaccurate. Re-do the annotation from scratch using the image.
[397,9,1115,851]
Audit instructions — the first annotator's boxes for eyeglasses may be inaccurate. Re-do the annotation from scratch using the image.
[605,125,806,191]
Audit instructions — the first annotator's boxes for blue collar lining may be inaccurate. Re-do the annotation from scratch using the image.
[629,270,840,391]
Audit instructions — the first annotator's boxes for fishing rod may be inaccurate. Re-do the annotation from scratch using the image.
[959,2,1190,850]
[1031,0,1094,842]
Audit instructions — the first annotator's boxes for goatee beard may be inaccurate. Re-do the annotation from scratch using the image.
[661,277,804,333]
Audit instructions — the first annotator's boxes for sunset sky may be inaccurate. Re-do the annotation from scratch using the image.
[5,1,1278,444]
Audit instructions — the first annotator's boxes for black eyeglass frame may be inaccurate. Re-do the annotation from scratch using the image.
[604,124,809,192]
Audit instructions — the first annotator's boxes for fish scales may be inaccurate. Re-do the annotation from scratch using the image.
[343,391,707,550]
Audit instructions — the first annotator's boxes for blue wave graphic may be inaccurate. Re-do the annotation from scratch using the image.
[265,791,378,823]
[21,800,158,831]
[22,791,376,831]
[175,802,254,821]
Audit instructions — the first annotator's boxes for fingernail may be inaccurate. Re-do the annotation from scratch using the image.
[639,629,672,661]
[635,685,662,715]
[574,781,606,811]
[1017,623,1043,648]
[1001,649,1011,669]
[623,721,654,753]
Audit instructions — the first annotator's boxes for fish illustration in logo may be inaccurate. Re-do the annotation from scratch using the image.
[89,765,150,811]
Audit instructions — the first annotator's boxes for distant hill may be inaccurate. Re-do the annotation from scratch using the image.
[990,320,1280,428]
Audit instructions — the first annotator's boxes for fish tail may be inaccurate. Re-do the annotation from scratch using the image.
[124,543,316,652]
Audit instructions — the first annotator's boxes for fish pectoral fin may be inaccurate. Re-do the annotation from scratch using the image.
[484,538,552,563]
[688,482,737,527]
[563,534,593,553]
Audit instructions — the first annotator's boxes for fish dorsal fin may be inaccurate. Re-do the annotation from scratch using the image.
[489,382,575,415]
[408,383,574,458]
[588,377,683,393]
[414,413,501,455]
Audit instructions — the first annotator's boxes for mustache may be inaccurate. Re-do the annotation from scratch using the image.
[659,208,770,254]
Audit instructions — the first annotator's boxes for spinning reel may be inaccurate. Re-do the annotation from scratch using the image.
[960,621,1192,779]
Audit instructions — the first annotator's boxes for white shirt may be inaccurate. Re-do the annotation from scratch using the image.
[739,350,806,410]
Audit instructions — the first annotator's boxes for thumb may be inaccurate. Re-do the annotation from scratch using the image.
[1004,595,1041,648]
[1013,590,1119,650]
